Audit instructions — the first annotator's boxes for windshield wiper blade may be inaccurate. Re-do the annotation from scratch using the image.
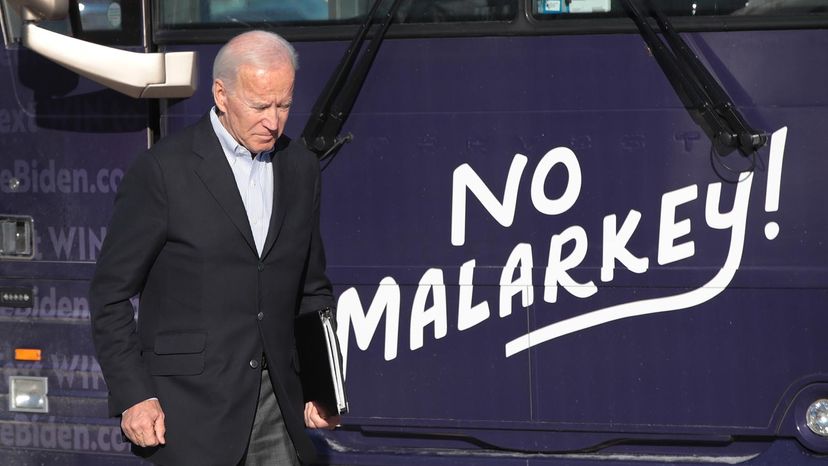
[301,0,402,165]
[620,0,767,157]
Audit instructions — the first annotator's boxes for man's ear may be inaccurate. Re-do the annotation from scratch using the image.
[213,79,228,114]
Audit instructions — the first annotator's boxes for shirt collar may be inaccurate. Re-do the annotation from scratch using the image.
[209,106,274,165]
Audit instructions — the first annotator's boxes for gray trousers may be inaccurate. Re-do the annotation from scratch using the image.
[240,368,300,466]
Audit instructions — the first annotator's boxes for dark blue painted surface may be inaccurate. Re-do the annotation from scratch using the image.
[1,23,827,465]
[164,29,828,462]
[0,46,149,463]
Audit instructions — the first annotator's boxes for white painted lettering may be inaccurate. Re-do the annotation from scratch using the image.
[601,210,649,282]
[336,277,401,376]
[457,259,490,331]
[544,225,597,303]
[499,243,534,318]
[658,185,698,265]
[530,147,581,215]
[451,154,528,246]
[410,268,448,350]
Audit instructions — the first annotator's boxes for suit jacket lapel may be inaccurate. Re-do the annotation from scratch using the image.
[261,136,292,259]
[191,114,258,256]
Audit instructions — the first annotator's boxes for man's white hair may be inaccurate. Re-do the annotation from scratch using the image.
[212,30,298,91]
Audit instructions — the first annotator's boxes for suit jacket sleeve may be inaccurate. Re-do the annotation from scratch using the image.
[298,158,336,316]
[89,151,167,416]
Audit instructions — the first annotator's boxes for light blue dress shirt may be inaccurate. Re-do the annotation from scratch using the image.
[209,107,274,257]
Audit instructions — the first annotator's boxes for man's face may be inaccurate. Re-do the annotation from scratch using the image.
[213,63,295,154]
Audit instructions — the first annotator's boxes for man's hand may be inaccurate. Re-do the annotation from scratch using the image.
[304,401,340,430]
[121,399,166,447]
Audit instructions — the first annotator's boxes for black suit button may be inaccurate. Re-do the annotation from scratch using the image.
[257,262,264,272]
[257,312,264,321]
[249,359,259,369]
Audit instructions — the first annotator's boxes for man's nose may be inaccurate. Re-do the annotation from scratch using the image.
[262,107,281,131]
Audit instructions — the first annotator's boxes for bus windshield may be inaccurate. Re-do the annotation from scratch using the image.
[156,0,828,29]
[157,0,518,29]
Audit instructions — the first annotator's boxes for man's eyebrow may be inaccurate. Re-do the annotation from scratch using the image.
[247,99,270,107]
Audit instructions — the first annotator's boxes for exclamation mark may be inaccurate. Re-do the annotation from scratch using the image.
[764,127,787,240]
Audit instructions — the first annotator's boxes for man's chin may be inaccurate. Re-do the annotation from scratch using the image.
[250,142,275,154]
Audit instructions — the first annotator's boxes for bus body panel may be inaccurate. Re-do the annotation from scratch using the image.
[1,15,827,465]
[163,28,828,460]
[0,47,149,461]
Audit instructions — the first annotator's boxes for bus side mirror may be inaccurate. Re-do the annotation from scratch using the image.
[7,0,197,98]
[12,0,68,21]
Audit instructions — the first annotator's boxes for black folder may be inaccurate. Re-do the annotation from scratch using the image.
[295,308,349,416]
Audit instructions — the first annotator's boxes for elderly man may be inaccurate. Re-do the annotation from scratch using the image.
[90,31,339,466]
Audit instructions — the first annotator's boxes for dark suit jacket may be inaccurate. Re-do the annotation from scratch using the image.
[89,113,335,465]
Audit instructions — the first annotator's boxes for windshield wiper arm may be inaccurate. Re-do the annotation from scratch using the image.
[301,0,402,166]
[620,0,767,157]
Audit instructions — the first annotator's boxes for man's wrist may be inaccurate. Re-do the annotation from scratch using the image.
[122,397,158,415]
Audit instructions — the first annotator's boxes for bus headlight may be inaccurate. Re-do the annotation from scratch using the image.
[806,399,828,437]
[8,376,49,413]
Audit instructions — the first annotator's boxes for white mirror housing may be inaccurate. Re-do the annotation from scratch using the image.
[10,0,68,21]
[10,0,197,99]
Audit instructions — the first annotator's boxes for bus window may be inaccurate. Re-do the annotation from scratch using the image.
[534,0,828,17]
[395,0,517,22]
[73,0,142,46]
[537,0,612,14]
[76,0,125,31]
[157,0,518,29]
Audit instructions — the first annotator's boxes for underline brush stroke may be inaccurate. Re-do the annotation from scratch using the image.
[505,171,757,357]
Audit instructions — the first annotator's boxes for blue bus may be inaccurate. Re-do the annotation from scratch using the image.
[1,0,827,464]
